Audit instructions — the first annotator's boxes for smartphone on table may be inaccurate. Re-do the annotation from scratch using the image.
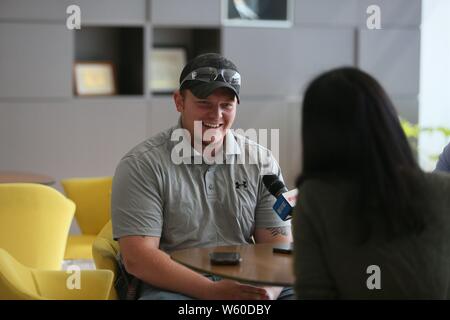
[209,252,242,265]
[272,243,293,254]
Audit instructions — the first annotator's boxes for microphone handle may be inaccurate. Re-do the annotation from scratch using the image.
[274,188,288,198]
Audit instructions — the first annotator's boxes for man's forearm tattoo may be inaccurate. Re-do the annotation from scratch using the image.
[267,227,289,237]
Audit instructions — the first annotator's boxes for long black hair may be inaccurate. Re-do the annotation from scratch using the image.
[297,67,427,242]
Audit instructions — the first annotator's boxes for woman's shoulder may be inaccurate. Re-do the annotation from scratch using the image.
[297,177,360,216]
[298,177,358,198]
[423,171,450,195]
[298,172,450,194]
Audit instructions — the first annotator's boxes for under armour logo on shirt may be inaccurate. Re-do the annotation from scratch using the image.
[235,180,248,189]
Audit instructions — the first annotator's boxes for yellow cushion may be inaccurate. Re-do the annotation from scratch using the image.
[0,249,39,299]
[0,248,113,300]
[64,235,97,260]
[92,221,119,299]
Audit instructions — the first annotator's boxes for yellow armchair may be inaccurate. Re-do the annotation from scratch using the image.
[92,220,119,299]
[61,177,112,260]
[0,183,75,270]
[0,249,113,300]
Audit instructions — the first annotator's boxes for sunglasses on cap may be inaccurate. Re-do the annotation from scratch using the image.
[180,67,241,87]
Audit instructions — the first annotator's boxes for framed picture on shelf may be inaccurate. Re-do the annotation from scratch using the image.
[222,0,293,27]
[150,47,187,94]
[74,62,116,96]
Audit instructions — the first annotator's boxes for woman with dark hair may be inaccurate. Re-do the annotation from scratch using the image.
[293,67,450,299]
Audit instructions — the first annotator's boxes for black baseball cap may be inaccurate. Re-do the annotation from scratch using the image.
[179,53,241,103]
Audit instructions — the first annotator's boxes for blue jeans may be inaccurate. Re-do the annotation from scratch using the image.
[138,274,295,300]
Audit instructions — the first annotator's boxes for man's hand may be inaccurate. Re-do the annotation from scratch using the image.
[209,279,269,300]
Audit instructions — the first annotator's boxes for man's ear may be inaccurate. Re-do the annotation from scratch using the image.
[174,90,184,112]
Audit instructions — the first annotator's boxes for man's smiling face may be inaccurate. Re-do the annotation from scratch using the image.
[174,87,237,148]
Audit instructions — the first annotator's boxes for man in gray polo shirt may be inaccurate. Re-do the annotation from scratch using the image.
[112,53,293,300]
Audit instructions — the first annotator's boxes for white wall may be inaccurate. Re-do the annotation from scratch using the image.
[419,0,450,171]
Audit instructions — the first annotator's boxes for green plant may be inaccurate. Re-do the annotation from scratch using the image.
[400,118,450,162]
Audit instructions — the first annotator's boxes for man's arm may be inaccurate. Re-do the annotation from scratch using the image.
[254,226,293,244]
[254,226,293,299]
[119,235,269,300]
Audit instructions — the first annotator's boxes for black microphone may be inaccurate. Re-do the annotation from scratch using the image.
[263,175,288,198]
[263,175,297,221]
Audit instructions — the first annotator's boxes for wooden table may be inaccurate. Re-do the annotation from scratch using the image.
[0,171,55,185]
[171,243,294,287]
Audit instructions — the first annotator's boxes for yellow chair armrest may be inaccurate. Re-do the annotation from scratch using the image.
[0,274,43,300]
[33,269,113,300]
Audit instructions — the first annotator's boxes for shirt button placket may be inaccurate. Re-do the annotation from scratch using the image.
[205,166,216,197]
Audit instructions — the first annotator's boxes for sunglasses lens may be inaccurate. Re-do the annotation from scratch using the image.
[193,67,218,81]
[182,68,241,88]
[222,69,241,85]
